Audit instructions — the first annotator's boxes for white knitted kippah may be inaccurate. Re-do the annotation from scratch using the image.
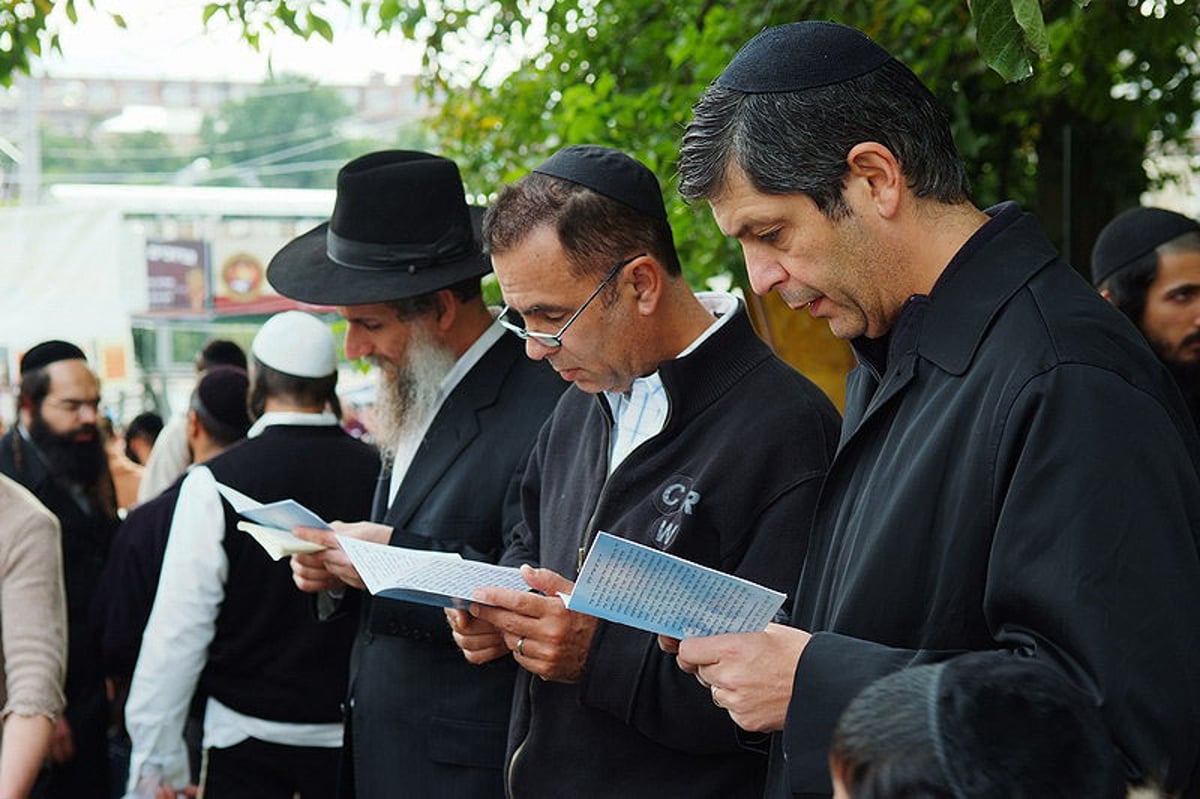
[252,311,337,378]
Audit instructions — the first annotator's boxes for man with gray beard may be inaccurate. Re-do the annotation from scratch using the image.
[266,150,563,799]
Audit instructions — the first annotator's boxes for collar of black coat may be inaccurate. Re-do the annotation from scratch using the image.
[647,301,774,429]
[891,202,1056,377]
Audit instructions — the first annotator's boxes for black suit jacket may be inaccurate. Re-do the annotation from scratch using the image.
[344,332,564,799]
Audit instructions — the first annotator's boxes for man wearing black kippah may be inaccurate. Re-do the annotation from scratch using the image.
[0,340,118,797]
[670,20,1200,798]
[1091,206,1200,428]
[448,144,840,797]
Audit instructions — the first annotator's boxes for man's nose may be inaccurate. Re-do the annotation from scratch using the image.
[744,249,787,297]
[344,328,370,360]
[525,337,556,362]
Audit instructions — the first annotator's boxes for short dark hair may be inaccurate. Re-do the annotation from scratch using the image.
[484,172,681,281]
[1098,231,1200,326]
[679,59,970,217]
[1099,259,1158,327]
[830,653,1125,799]
[196,339,248,372]
[248,357,341,421]
[125,411,164,444]
[17,367,53,418]
[189,393,245,448]
[386,276,483,321]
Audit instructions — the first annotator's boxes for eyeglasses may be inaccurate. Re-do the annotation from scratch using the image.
[44,397,100,416]
[498,253,645,349]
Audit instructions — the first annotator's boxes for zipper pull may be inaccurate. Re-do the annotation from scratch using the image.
[577,545,586,573]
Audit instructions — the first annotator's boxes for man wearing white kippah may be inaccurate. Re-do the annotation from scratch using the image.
[125,311,379,799]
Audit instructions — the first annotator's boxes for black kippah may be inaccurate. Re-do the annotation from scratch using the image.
[20,340,86,375]
[1090,207,1200,287]
[533,145,667,221]
[194,366,252,438]
[717,21,893,93]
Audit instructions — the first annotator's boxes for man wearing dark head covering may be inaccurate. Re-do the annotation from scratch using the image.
[137,338,247,504]
[267,151,564,798]
[124,313,378,799]
[447,144,839,796]
[95,366,253,788]
[123,411,164,466]
[829,652,1126,798]
[672,20,1200,798]
[1092,206,1200,427]
[0,340,119,797]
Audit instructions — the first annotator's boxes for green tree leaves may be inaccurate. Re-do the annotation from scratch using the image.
[971,0,1048,81]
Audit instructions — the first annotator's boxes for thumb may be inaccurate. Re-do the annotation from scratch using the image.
[293,526,337,548]
[520,564,575,596]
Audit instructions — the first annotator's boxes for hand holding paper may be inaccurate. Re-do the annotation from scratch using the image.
[291,522,394,592]
[470,565,599,683]
[217,481,336,561]
[673,624,812,734]
[336,535,528,609]
[445,609,509,665]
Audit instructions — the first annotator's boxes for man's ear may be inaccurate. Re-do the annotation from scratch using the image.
[185,409,201,442]
[845,141,903,219]
[626,256,665,316]
[431,288,458,332]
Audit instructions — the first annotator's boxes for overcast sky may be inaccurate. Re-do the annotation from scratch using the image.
[37,0,424,84]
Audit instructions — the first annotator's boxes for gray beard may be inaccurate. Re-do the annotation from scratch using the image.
[370,325,457,460]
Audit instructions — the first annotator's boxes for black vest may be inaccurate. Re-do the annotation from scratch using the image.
[201,423,378,723]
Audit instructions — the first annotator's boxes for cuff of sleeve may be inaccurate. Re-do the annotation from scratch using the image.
[782,632,916,794]
[0,704,60,722]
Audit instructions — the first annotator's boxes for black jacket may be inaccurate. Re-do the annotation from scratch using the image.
[345,332,564,799]
[502,304,841,799]
[773,205,1200,798]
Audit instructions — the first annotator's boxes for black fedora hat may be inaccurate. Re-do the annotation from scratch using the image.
[267,150,490,305]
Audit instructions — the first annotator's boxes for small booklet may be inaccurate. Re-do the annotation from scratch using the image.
[216,482,331,561]
[561,532,787,639]
[337,535,530,609]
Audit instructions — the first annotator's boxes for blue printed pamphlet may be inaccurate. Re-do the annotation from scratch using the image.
[561,532,786,639]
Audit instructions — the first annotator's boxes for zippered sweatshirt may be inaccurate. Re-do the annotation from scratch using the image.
[501,303,841,798]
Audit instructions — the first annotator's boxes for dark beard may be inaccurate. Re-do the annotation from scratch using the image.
[29,414,109,489]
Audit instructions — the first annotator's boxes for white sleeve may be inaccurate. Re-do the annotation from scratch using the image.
[136,416,191,504]
[125,466,228,792]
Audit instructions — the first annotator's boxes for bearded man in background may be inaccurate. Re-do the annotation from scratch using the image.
[0,340,119,797]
